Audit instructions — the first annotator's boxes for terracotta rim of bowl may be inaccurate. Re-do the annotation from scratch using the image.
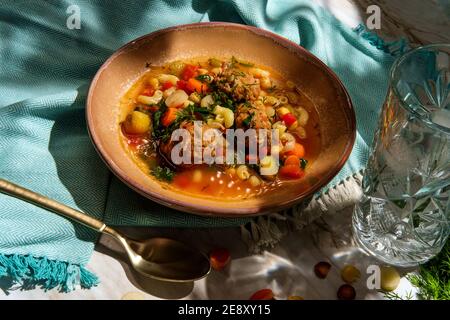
[86,22,356,217]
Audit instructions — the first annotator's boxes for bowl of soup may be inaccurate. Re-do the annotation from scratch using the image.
[86,22,356,216]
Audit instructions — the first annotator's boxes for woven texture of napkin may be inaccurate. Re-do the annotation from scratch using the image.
[0,0,404,291]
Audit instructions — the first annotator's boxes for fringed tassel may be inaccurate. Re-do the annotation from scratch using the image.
[0,253,98,293]
[354,24,409,56]
[242,170,364,254]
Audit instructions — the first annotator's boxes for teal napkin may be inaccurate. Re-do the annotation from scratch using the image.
[0,0,405,291]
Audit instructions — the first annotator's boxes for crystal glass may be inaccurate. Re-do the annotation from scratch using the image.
[353,44,450,267]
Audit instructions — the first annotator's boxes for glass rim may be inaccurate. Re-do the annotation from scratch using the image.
[390,43,450,135]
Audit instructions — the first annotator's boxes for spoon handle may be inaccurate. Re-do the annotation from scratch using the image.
[0,178,108,233]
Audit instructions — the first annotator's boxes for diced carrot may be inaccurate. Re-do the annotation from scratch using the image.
[249,289,274,300]
[209,248,231,271]
[186,78,208,94]
[162,81,174,90]
[284,155,300,166]
[283,143,305,158]
[279,164,304,179]
[141,86,155,96]
[176,79,193,94]
[181,64,199,81]
[161,107,178,127]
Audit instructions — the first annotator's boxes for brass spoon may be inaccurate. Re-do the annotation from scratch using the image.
[0,178,211,282]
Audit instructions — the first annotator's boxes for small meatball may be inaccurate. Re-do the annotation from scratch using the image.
[159,121,224,169]
[235,102,271,130]
[215,66,261,101]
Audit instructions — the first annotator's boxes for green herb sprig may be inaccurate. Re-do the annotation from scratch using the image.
[151,166,175,182]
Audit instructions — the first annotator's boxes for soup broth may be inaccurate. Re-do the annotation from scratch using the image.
[119,57,321,200]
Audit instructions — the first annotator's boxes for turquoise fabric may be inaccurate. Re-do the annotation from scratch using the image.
[0,0,402,291]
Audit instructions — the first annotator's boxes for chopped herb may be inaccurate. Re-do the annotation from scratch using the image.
[196,74,213,83]
[300,158,308,170]
[153,103,215,141]
[233,70,246,77]
[151,99,168,139]
[212,90,235,111]
[151,166,175,182]
[242,113,254,127]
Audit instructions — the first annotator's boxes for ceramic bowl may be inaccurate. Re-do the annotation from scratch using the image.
[87,22,356,217]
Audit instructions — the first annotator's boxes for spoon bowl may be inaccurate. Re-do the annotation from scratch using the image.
[0,178,211,282]
[121,237,211,282]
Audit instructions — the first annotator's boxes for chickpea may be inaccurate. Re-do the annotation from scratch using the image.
[249,175,261,187]
[123,111,151,135]
[236,165,250,180]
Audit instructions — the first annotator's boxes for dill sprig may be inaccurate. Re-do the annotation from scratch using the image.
[407,240,450,300]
